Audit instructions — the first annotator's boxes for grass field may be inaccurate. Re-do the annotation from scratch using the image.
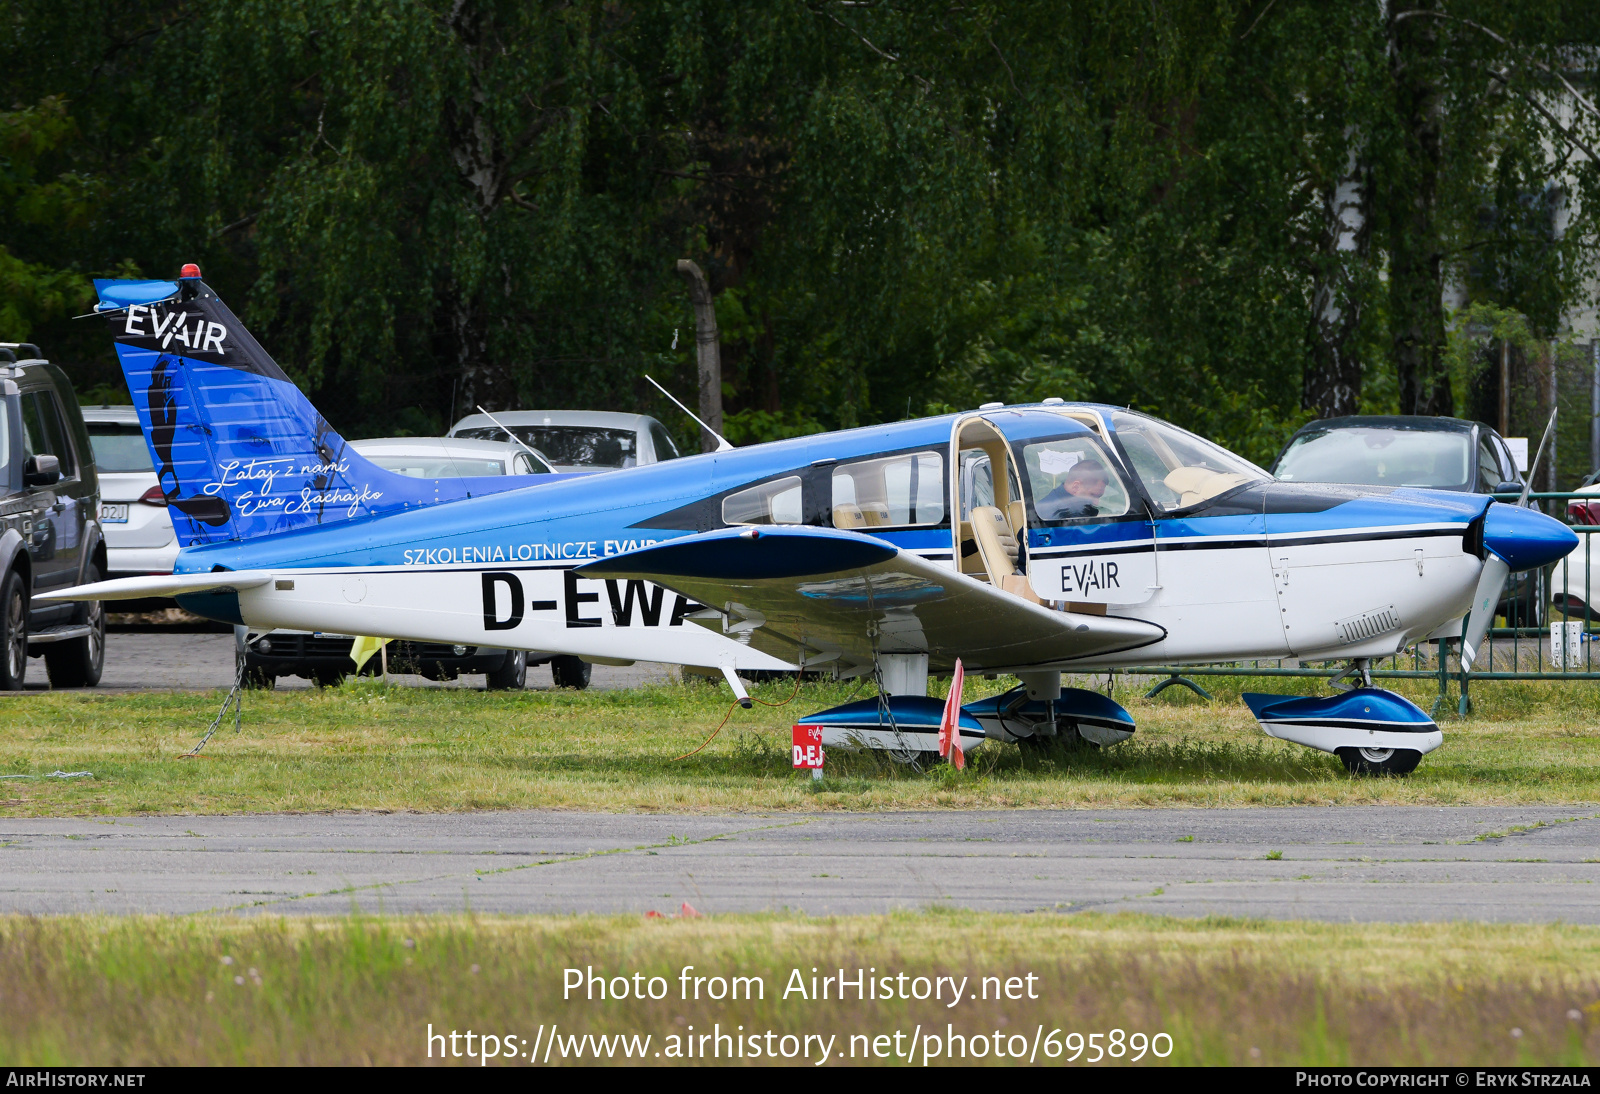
[3,912,1597,1066]
[1,672,1598,815]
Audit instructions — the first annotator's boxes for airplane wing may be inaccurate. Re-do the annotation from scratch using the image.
[36,571,276,602]
[575,526,1165,674]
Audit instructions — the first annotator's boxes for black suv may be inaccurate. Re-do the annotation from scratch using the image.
[0,345,107,689]
[1272,415,1524,495]
[1271,415,1540,625]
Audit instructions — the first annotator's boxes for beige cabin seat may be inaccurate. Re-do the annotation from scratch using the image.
[970,505,1042,604]
[833,502,896,529]
[1163,466,1252,509]
[858,502,892,527]
[1005,500,1027,537]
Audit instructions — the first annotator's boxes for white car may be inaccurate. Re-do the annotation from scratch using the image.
[81,405,177,579]
[447,410,681,473]
[349,436,555,477]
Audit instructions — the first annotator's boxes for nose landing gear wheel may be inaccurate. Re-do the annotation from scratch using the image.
[1336,746,1422,777]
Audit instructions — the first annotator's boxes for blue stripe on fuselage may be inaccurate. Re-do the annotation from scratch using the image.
[175,416,965,573]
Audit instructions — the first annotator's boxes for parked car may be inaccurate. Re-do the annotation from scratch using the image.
[238,434,588,689]
[81,405,179,586]
[349,435,555,477]
[447,410,681,472]
[1271,415,1541,625]
[1273,415,1523,494]
[1556,489,1600,617]
[0,344,107,689]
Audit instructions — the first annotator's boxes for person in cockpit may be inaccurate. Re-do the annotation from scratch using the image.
[1036,457,1109,520]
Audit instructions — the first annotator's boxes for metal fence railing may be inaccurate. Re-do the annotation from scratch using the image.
[1116,492,1600,716]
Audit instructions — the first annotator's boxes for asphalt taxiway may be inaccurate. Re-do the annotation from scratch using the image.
[3,806,1597,921]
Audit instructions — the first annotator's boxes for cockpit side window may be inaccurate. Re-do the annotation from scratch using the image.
[1110,410,1267,512]
[1020,437,1133,523]
[723,476,803,525]
[831,451,945,529]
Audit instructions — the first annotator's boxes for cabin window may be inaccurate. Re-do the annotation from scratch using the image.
[832,451,945,529]
[1021,439,1133,522]
[723,476,803,525]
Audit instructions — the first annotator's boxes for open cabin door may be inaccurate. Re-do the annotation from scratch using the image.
[954,411,1158,610]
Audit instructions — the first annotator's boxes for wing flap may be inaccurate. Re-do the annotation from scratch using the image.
[576,527,1164,673]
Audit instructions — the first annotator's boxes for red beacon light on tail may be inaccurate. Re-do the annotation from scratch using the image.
[179,263,202,279]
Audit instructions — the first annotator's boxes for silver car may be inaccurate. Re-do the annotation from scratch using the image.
[80,405,178,580]
[349,436,555,477]
[447,410,680,473]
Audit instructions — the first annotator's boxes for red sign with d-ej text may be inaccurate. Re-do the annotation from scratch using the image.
[792,725,825,769]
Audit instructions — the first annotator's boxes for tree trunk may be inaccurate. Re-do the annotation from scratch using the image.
[675,260,724,451]
[1303,142,1370,418]
[451,291,495,415]
[1386,2,1452,417]
[443,0,509,411]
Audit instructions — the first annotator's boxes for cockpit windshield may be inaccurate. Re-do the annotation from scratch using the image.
[1109,410,1269,512]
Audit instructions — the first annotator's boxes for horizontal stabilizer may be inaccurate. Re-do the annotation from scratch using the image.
[35,571,275,603]
[576,526,1165,675]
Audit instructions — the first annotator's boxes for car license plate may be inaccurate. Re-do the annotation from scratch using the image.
[100,503,129,524]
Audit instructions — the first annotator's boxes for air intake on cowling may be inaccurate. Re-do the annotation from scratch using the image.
[1335,606,1401,645]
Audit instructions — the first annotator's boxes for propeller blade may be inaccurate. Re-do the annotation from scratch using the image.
[1460,555,1511,669]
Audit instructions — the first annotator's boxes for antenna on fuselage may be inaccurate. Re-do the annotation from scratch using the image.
[644,374,735,452]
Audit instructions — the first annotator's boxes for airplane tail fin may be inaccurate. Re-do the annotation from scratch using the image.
[93,272,524,548]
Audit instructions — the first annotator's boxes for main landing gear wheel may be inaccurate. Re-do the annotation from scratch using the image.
[1336,746,1422,777]
[1017,722,1099,753]
[550,655,591,690]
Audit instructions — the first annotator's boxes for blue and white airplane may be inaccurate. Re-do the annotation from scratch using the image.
[49,269,1578,776]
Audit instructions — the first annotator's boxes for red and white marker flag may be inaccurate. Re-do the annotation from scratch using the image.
[938,658,966,770]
